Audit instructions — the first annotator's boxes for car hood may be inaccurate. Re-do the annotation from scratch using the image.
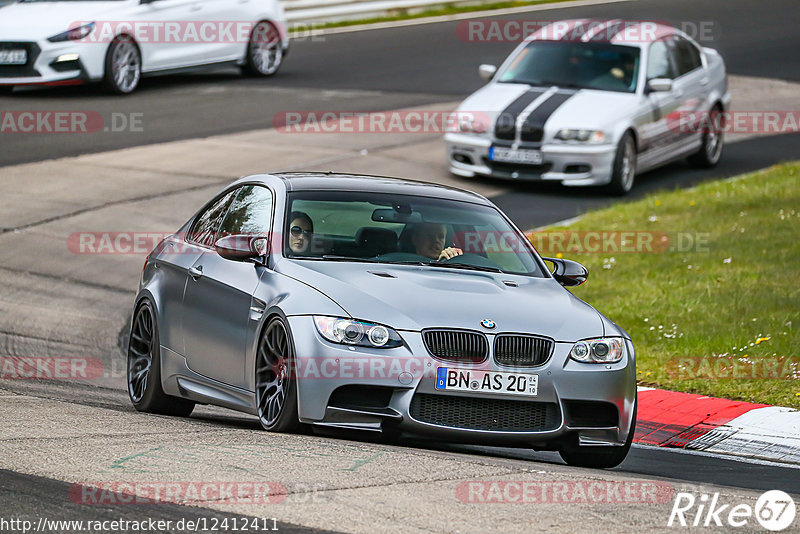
[0,1,130,40]
[276,260,604,341]
[460,83,640,134]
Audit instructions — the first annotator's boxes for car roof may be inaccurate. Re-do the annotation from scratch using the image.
[260,172,493,205]
[526,19,680,46]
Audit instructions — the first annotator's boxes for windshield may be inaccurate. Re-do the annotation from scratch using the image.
[498,41,641,93]
[284,191,548,277]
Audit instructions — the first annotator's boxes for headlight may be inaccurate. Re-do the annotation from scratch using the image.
[48,22,95,43]
[569,337,624,363]
[448,111,489,135]
[313,316,403,348]
[554,129,607,144]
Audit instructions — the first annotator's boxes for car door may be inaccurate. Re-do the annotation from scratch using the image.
[196,0,253,63]
[669,35,708,153]
[181,184,274,389]
[637,37,683,171]
[135,0,212,71]
[155,188,237,356]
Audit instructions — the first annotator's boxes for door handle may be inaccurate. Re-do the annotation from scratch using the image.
[189,266,203,280]
[189,4,202,11]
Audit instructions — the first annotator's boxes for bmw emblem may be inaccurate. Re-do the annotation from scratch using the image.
[480,319,496,329]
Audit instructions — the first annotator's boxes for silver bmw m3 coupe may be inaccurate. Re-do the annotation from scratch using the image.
[445,19,730,194]
[128,172,636,468]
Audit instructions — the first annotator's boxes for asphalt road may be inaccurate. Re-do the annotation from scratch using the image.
[0,0,799,167]
[1,0,800,531]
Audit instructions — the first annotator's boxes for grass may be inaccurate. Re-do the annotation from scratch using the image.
[534,163,800,408]
[288,0,573,32]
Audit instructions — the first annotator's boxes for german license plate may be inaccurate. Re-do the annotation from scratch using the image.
[0,49,27,65]
[489,146,542,165]
[435,367,538,396]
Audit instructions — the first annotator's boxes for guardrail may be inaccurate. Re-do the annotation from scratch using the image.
[284,0,494,23]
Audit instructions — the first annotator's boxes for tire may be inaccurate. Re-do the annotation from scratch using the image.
[688,105,724,168]
[558,399,636,469]
[604,132,637,196]
[103,36,141,95]
[255,316,302,432]
[127,301,195,417]
[242,21,284,77]
[0,86,13,95]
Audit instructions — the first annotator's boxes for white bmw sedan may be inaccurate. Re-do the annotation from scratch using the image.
[0,0,288,94]
[445,19,730,194]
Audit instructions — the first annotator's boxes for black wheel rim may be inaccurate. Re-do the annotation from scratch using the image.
[256,320,290,427]
[128,305,153,402]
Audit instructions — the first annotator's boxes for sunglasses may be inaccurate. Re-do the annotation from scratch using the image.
[290,226,312,238]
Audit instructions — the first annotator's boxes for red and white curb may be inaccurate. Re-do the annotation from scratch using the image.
[635,387,800,464]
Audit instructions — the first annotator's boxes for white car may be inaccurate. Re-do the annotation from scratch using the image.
[0,0,289,94]
[445,20,731,194]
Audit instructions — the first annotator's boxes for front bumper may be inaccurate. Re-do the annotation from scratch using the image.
[445,133,617,187]
[288,316,637,448]
[0,40,106,86]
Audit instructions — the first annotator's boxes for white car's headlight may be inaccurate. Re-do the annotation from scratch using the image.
[314,316,403,348]
[554,129,607,144]
[569,337,624,363]
[48,22,95,43]
[448,111,489,135]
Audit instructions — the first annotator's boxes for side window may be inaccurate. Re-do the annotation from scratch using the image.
[188,189,237,248]
[646,40,674,80]
[218,185,274,237]
[672,36,702,76]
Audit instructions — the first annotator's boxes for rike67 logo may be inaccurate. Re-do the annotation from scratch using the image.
[669,490,796,531]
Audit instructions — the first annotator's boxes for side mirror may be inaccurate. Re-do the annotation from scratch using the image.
[215,234,268,262]
[543,257,588,287]
[478,64,497,81]
[646,78,673,93]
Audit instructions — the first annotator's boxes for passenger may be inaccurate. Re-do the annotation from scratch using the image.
[288,211,314,255]
[411,222,463,261]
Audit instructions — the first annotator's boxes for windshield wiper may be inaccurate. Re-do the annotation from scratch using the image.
[317,255,384,263]
[422,262,504,273]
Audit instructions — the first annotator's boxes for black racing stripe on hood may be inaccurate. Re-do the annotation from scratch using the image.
[494,89,547,141]
[520,91,577,143]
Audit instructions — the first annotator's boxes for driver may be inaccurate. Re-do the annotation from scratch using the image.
[287,211,314,255]
[411,223,463,261]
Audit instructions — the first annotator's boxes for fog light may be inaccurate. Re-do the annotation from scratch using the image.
[56,54,80,63]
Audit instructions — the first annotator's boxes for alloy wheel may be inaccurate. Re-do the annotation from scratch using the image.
[128,305,154,403]
[250,22,283,76]
[256,319,291,427]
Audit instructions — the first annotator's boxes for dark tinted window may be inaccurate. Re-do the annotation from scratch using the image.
[498,41,641,93]
[188,189,237,247]
[646,40,675,79]
[287,191,549,277]
[673,37,702,76]
[218,185,273,236]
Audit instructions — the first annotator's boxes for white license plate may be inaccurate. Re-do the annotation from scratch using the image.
[0,49,27,65]
[435,367,538,397]
[490,146,542,165]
